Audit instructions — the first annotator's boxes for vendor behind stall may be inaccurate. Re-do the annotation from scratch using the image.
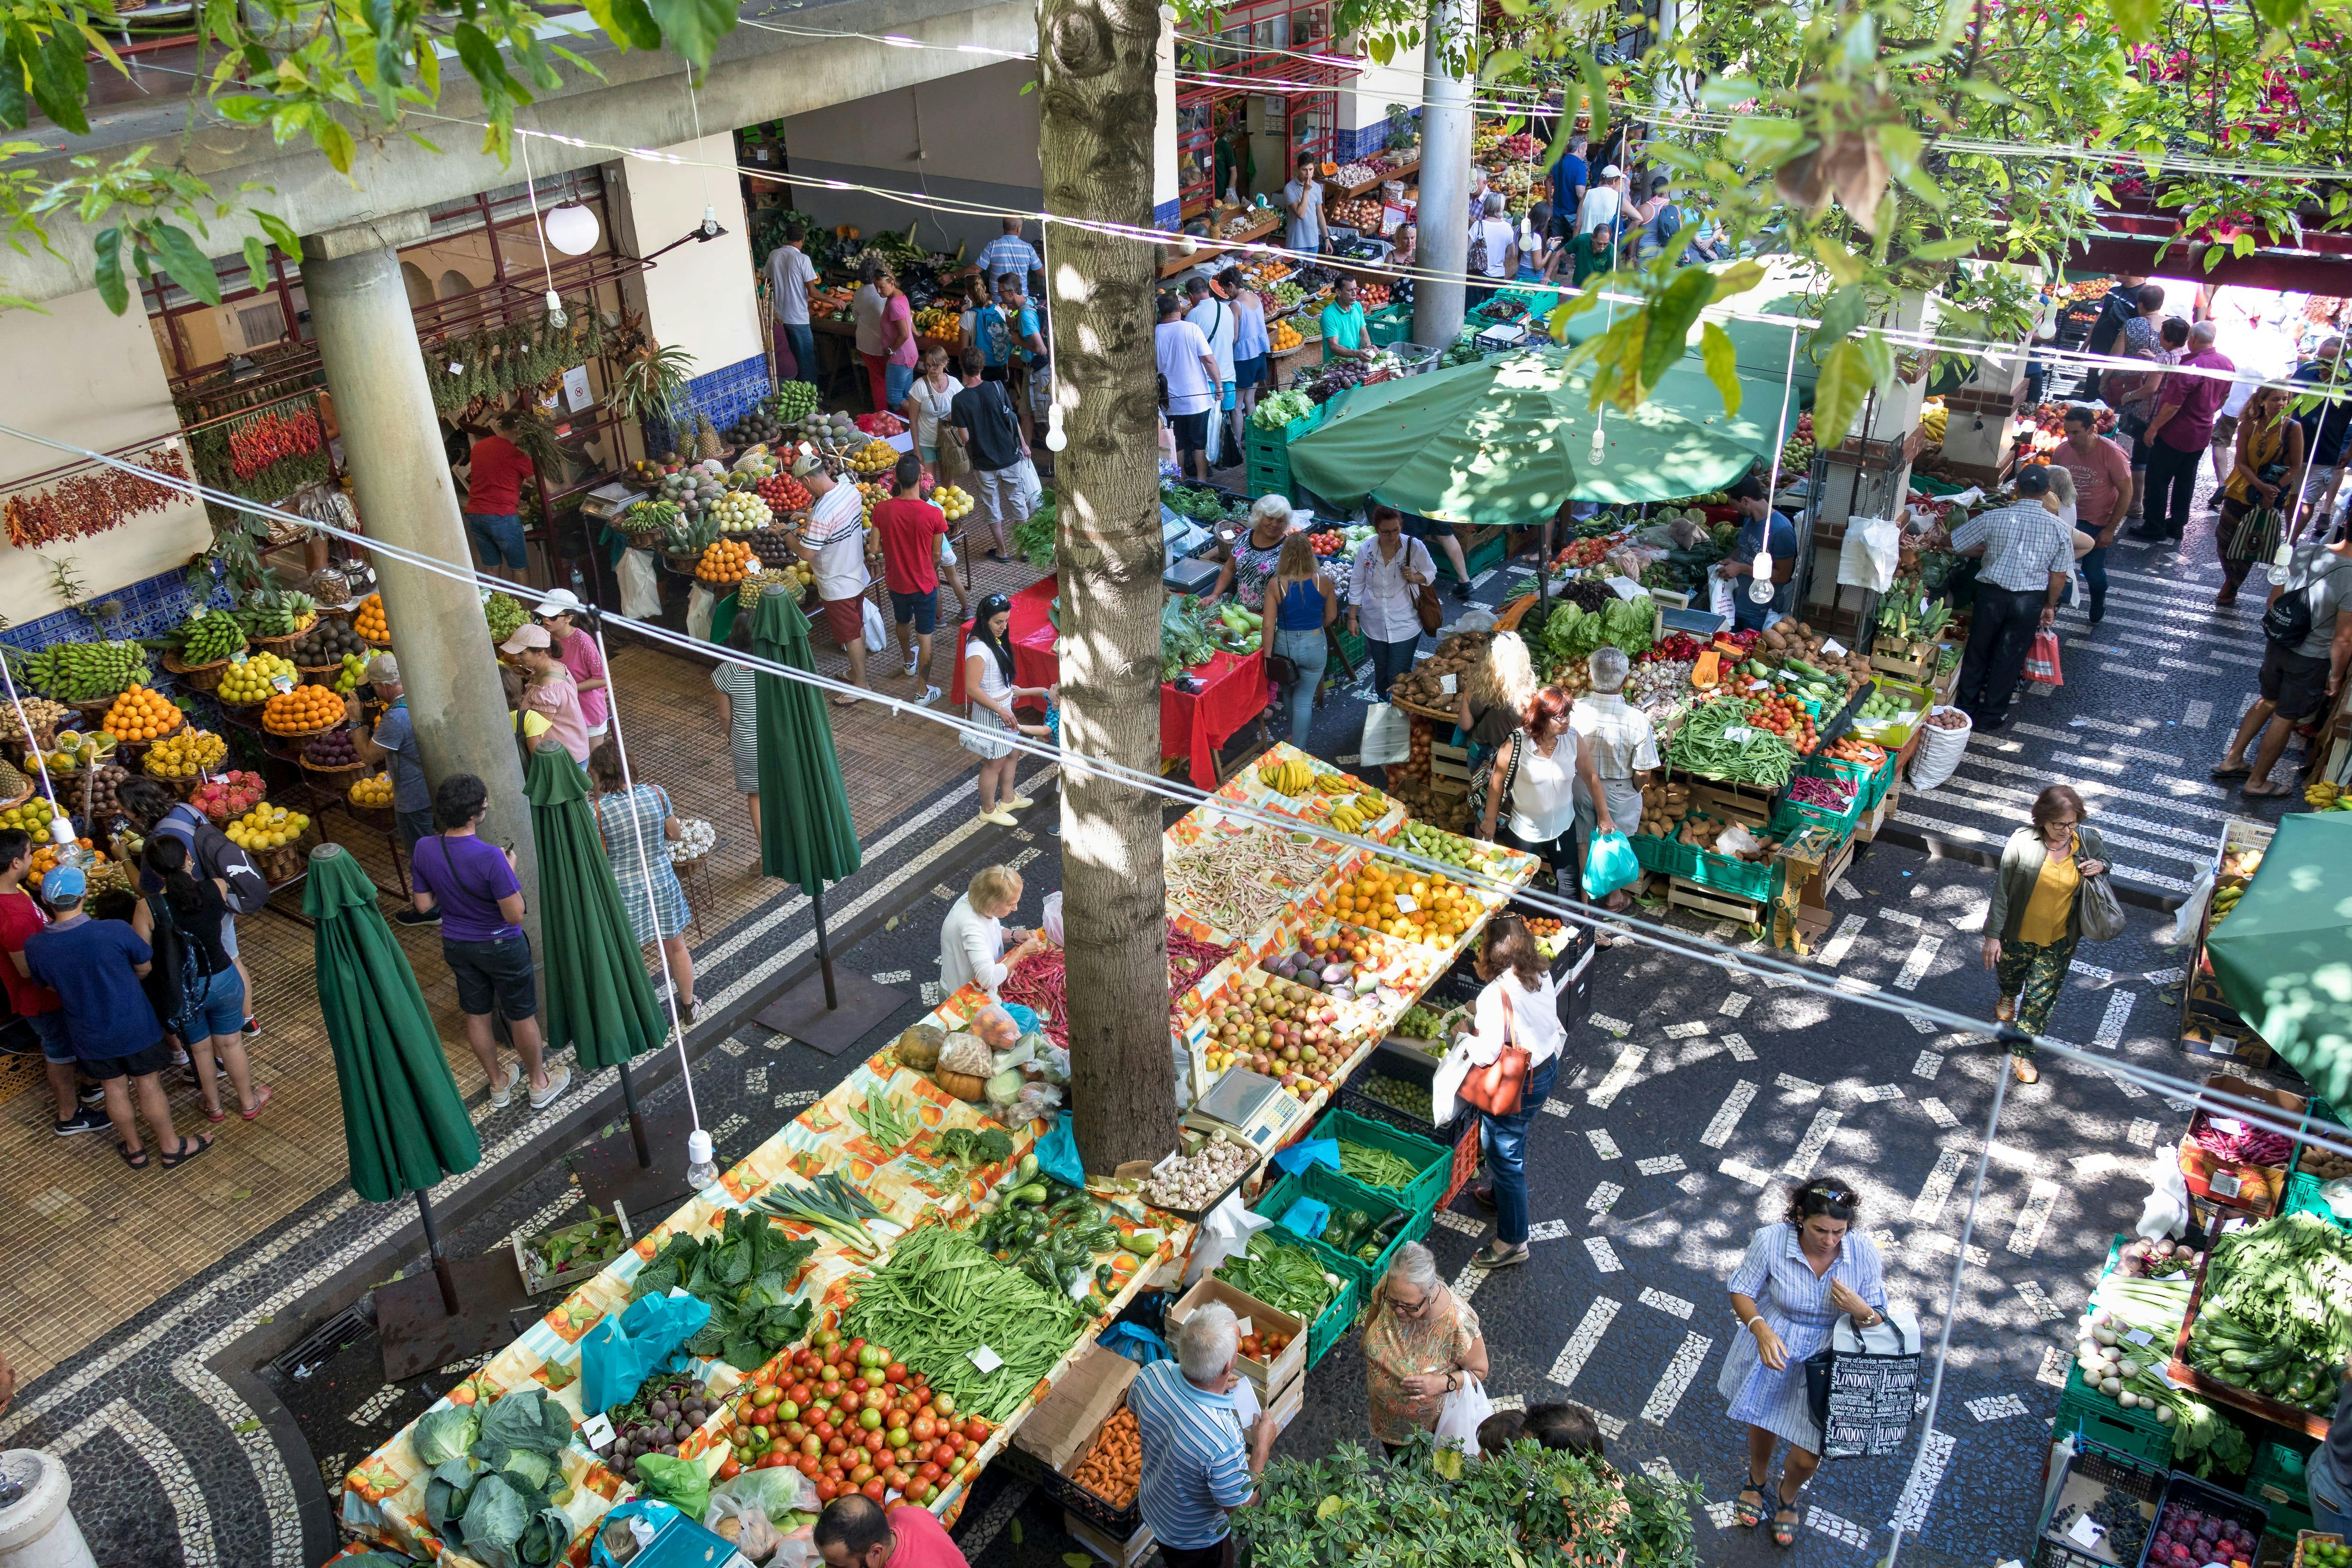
[1719,473,1797,631]
[938,864,1044,1001]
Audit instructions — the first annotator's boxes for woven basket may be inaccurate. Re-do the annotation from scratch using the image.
[251,827,313,887]
[265,711,347,741]
[297,752,365,788]
[294,661,348,689]
[99,707,183,751]
[66,696,117,726]
[252,618,317,656]
[160,649,237,693]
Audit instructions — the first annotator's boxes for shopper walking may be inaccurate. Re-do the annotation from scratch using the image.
[1456,630,1542,770]
[1263,533,1336,749]
[1225,265,1271,435]
[2217,383,2304,604]
[2132,320,2236,544]
[131,835,268,1123]
[2081,272,2147,403]
[1468,191,1517,309]
[2122,317,2192,525]
[902,343,960,483]
[2214,517,2352,795]
[948,362,1035,563]
[2050,406,2133,624]
[1570,648,1658,908]
[0,829,106,1137]
[1552,132,1590,225]
[586,742,699,1021]
[938,863,1044,1002]
[872,454,953,702]
[763,221,819,386]
[1128,1301,1278,1568]
[24,864,206,1170]
[2291,337,2352,533]
[408,773,571,1111]
[533,589,608,741]
[852,259,889,414]
[1457,914,1565,1269]
[1720,1178,1889,1547]
[993,271,1050,446]
[1348,505,1436,699]
[1360,1242,1489,1456]
[1950,466,2074,732]
[1578,164,1625,237]
[962,593,1052,827]
[354,654,433,852]
[1211,494,1296,610]
[1477,686,1610,880]
[455,412,537,572]
[1156,292,1221,481]
[499,624,591,764]
[709,612,765,869]
[786,451,877,704]
[1983,784,2109,1083]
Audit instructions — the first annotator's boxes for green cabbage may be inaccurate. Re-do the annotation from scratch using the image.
[412,1404,479,1466]
[424,1457,477,1539]
[458,1472,531,1568]
[473,1390,572,1457]
[517,1504,576,1568]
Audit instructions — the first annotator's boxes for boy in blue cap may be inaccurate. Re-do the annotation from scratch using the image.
[24,863,206,1170]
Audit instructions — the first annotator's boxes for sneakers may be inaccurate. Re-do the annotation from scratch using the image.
[240,1015,261,1039]
[79,1084,105,1107]
[1451,579,1473,602]
[395,906,443,926]
[528,1065,573,1110]
[914,685,942,707]
[977,807,1018,827]
[902,654,920,677]
[54,1105,110,1137]
[1003,794,1035,811]
[487,1065,521,1108]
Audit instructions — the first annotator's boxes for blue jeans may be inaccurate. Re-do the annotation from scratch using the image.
[1480,1053,1561,1246]
[184,966,246,1041]
[464,512,529,570]
[884,360,914,411]
[2313,1461,2350,1538]
[778,321,817,385]
[2077,544,2108,618]
[1364,634,1418,699]
[1272,626,1328,750]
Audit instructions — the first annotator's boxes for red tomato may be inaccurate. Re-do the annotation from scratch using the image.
[885,1362,907,1385]
[961,1418,990,1443]
[815,1479,839,1502]
[788,1382,812,1406]
[846,1338,867,1360]
[912,1414,938,1441]
[797,1456,822,1479]
[757,1451,791,1470]
[717,1457,741,1480]
[937,1433,962,1457]
[918,1461,944,1483]
[849,1376,870,1394]
[825,1435,849,1457]
[861,1479,888,1504]
[862,1428,889,1455]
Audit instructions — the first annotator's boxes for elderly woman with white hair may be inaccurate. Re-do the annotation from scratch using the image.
[939,863,1044,1002]
[1570,647,1660,911]
[1209,493,1295,611]
[1361,1241,1490,1455]
[1127,1300,1278,1568]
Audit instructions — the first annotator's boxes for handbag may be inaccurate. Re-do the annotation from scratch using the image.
[1801,1308,1924,1458]
[2023,628,2064,686]
[1456,996,1532,1117]
[1413,580,1444,635]
[1467,730,1524,837]
[2078,869,2127,942]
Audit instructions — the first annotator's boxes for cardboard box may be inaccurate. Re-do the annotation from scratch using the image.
[1015,1345,1138,1472]
[1065,1513,1155,1568]
[1169,1276,1307,1394]
[2179,1073,2304,1214]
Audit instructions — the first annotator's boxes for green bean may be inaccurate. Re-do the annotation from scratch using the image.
[1216,1229,1339,1320]
[1337,1140,1424,1190]
[1667,698,1796,788]
[841,1222,1087,1422]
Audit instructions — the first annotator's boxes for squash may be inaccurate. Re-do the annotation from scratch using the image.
[1691,650,1720,689]
[894,1024,946,1071]
[935,1068,990,1102]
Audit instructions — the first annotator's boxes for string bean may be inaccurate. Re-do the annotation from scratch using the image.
[839,1223,1087,1422]
[1336,1140,1424,1191]
[1666,698,1796,788]
[1215,1229,1339,1321]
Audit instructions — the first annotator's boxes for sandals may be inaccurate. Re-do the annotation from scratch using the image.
[159,1132,213,1169]
[2242,779,2294,798]
[241,1084,274,1122]
[2210,760,2252,779]
[1994,996,2016,1024]
[1734,1486,1767,1528]
[117,1141,150,1169]
[1772,1503,1802,1549]
[1473,1241,1529,1269]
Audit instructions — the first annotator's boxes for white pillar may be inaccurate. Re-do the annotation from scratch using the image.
[1411,0,1472,350]
[608,134,764,443]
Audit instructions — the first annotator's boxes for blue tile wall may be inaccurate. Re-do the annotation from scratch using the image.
[1339,111,1421,164]
[644,352,772,455]
[0,566,213,656]
[1153,198,1183,234]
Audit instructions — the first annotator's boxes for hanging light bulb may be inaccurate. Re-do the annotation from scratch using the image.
[698,204,723,240]
[543,289,568,329]
[1748,546,1775,604]
[684,1128,718,1189]
[1045,402,1068,452]
[541,201,600,255]
[1588,418,1606,467]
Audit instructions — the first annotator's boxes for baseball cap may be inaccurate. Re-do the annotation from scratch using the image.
[42,863,86,900]
[1602,164,1623,180]
[2013,465,2052,496]
[365,653,399,685]
[533,588,586,618]
[500,625,552,654]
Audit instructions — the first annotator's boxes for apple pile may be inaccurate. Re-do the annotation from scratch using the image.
[191,770,268,823]
[722,1326,993,1507]
[2146,1502,2255,1568]
[1199,966,1367,1089]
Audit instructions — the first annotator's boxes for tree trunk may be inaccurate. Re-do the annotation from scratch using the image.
[1038,0,1178,1173]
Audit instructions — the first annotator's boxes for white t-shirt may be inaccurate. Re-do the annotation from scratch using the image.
[1468,967,1565,1067]
[1155,319,1217,415]
[1283,179,1324,251]
[1506,733,1580,841]
[1188,298,1237,384]
[1577,184,1621,238]
[804,483,868,601]
[938,892,1009,999]
[763,245,817,326]
[1469,218,1515,279]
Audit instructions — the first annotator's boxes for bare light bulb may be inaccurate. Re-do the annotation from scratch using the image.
[543,289,568,329]
[1588,421,1606,466]
[1748,547,1775,604]
[685,1128,718,1189]
[1045,404,1068,452]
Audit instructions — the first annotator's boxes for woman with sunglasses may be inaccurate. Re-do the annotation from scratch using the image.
[1359,1241,1488,1457]
[1983,784,2109,1084]
[1719,1177,1889,1549]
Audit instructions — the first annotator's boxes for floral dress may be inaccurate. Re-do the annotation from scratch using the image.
[595,784,689,944]
[1362,1286,1482,1444]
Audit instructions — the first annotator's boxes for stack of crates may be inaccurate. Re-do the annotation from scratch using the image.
[2248,1437,2319,1539]
[1249,1162,1430,1365]
[1243,399,1326,503]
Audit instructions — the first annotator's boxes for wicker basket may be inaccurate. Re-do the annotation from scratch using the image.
[66,696,118,726]
[251,825,314,887]
[297,752,366,789]
[160,649,237,693]
[252,617,317,656]
[98,707,183,752]
[294,661,348,689]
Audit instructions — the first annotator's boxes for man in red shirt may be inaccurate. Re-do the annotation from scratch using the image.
[0,827,109,1136]
[2133,321,2236,545]
[812,1495,969,1568]
[457,413,538,571]
[869,454,953,706]
[2052,405,2133,625]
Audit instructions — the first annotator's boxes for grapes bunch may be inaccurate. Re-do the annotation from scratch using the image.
[483,592,527,642]
[21,641,150,701]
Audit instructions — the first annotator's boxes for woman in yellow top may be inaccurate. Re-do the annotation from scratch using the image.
[2217,383,2303,606]
[1981,784,2109,1083]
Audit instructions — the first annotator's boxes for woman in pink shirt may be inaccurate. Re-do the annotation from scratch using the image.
[499,626,591,764]
[535,591,610,738]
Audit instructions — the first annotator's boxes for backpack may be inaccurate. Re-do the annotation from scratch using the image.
[139,894,201,1039]
[158,809,271,916]
[2265,557,2349,648]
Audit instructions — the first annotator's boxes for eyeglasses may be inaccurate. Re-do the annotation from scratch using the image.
[1391,1289,1434,1315]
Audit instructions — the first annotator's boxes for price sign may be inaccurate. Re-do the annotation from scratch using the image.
[270,673,297,695]
[1438,673,1458,695]
[1724,725,1755,743]
[580,1412,617,1451]
[2067,1515,2107,1550]
[1821,638,1848,658]
[969,1345,1004,1373]
[1393,895,1417,914]
[2125,1328,2154,1346]
[1235,1317,1254,1340]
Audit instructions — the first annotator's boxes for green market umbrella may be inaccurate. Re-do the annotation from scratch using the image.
[523,738,669,1164]
[1285,346,1795,525]
[751,586,864,1006]
[2205,812,2352,1108]
[305,842,480,1313]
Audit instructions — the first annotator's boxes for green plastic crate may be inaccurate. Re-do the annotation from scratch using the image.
[2284,1171,2352,1232]
[1317,1108,1451,1218]
[1367,302,1414,348]
[2248,1437,2316,1513]
[1213,1227,1359,1371]
[1243,401,1327,502]
[2054,1361,2175,1467]
[1435,527,1507,584]
[1801,750,1892,812]
[1631,832,1695,879]
[1254,1164,1430,1294]
[1687,844,1785,902]
[1769,785,1864,840]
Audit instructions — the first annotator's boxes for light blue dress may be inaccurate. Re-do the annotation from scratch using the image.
[594,784,691,945]
[1717,1221,1888,1452]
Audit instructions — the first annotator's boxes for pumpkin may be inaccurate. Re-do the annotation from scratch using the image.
[894,1024,945,1071]
[935,1069,990,1102]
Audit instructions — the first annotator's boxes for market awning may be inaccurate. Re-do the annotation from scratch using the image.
[1284,346,1798,525]
[1551,286,1820,397]
[2205,812,2352,1108]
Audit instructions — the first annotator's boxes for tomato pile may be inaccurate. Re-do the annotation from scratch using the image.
[1749,693,1817,749]
[1308,531,1346,557]
[722,1326,993,1507]
[1551,535,1616,570]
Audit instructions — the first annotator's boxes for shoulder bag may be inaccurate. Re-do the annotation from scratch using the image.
[1456,989,1532,1117]
[1468,729,1524,838]
[1412,546,1444,634]
[2076,831,2125,942]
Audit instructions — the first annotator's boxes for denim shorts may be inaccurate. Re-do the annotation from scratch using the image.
[890,587,938,635]
[27,1007,72,1063]
[444,933,538,1021]
[184,966,247,1040]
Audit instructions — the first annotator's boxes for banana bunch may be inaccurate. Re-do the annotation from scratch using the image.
[177,610,246,665]
[1256,756,1314,796]
[2306,779,2343,808]
[2210,883,2246,928]
[1353,790,1388,817]
[20,640,150,701]
[1331,800,1369,834]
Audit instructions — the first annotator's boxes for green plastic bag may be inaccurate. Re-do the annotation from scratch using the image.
[631,1453,711,1521]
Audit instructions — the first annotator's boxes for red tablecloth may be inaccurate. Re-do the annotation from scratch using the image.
[946,573,1270,779]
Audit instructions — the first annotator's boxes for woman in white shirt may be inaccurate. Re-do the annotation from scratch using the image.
[1569,648,1661,913]
[938,864,1045,1001]
[1347,505,1436,698]
[1468,192,1518,310]
[1475,687,1611,874]
[1453,915,1565,1269]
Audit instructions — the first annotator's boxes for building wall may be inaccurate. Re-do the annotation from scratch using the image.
[0,287,214,626]
[610,133,763,388]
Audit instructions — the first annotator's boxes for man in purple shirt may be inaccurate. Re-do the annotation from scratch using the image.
[2133,320,2235,544]
[406,773,571,1112]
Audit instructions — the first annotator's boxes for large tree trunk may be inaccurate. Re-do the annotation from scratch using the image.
[1038,0,1178,1172]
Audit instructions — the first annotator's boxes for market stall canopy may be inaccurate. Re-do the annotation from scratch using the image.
[751,586,863,892]
[522,738,668,1070]
[304,843,480,1202]
[1552,286,1820,397]
[1285,347,1798,523]
[2205,813,2352,1107]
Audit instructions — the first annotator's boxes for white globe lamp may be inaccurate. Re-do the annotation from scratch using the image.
[543,202,600,256]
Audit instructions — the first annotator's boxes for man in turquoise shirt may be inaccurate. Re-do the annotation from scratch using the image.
[1320,275,1371,363]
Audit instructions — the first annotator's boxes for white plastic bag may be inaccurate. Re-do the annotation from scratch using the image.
[1908,708,1973,792]
[705,1494,784,1563]
[1838,517,1902,592]
[686,584,720,644]
[619,547,662,622]
[859,595,888,651]
[1041,890,1065,945]
[2136,1145,2191,1240]
[2159,869,2215,947]
[1430,1040,1471,1125]
[1708,569,1738,620]
[1361,702,1412,766]
[1434,1374,1495,1457]
[1185,1188,1273,1286]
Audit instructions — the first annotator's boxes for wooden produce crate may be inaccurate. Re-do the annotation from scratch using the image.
[2177,1072,2304,1216]
[1667,876,1770,926]
[2168,1255,2333,1442]
[1169,1276,1307,1396]
[1687,777,1775,830]
[511,1202,632,1296]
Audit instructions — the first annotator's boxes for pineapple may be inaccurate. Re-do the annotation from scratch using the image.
[0,755,26,800]
[694,412,721,460]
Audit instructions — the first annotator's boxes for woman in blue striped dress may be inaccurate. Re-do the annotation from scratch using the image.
[1717,1178,1889,1548]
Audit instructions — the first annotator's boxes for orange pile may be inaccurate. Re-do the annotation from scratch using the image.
[695,539,754,585]
[1329,859,1478,948]
[102,686,180,741]
[262,684,345,735]
[353,594,389,641]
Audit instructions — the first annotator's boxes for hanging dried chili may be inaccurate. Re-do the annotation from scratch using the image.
[226,409,323,480]
[4,448,192,549]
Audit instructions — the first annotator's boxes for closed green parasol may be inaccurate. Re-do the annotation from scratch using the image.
[2204,812,2352,1108]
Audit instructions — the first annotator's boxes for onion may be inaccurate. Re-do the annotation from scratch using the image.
[2120,1359,2142,1379]
[2078,1340,2104,1362]
[2094,1327,2119,1346]
[2155,1404,2176,1425]
[2100,1377,2123,1396]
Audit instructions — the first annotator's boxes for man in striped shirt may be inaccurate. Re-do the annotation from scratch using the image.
[1949,465,2074,731]
[1128,1303,1276,1568]
[976,218,1042,301]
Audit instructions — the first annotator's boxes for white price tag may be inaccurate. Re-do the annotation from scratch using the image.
[1235,1317,1253,1340]
[2209,1037,2235,1055]
[2067,1515,2107,1550]
[1393,895,1417,914]
[580,1412,617,1451]
[229,651,247,665]
[1821,638,1848,658]
[1724,725,1755,743]
[969,1345,1004,1373]
[270,673,296,694]
[1439,673,1457,695]
[2209,1169,2242,1199]
[2126,1328,2154,1346]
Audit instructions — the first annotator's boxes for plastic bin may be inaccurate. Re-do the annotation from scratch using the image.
[2284,1171,2352,1232]
[995,1405,1145,1539]
[1243,400,1327,503]
[1254,1162,1430,1293]
[1630,832,1695,879]
[1687,843,1785,902]
[2033,1439,2168,1568]
[1769,784,1863,840]
[2249,1437,2317,1514]
[2135,1470,2269,1568]
[1367,302,1414,348]
[1317,1107,1451,1217]
[1803,749,1894,812]
[1849,676,1934,749]
[2055,1361,2175,1467]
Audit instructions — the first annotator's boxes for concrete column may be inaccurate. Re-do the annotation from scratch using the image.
[1410,0,1472,350]
[301,215,541,952]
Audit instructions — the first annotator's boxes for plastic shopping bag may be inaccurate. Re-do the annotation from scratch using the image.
[1360,701,1412,766]
[1581,830,1641,900]
[1184,1189,1271,1286]
[620,547,662,622]
[1837,517,1902,592]
[1708,569,1738,620]
[1430,1039,1471,1125]
[2159,869,2214,947]
[859,595,890,653]
[2024,629,2064,686]
[1433,1374,1495,1457]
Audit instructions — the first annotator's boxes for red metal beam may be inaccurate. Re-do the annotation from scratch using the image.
[2045,233,2352,295]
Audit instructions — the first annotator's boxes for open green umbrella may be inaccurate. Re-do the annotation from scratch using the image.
[751,585,863,1004]
[1286,346,1796,524]
[305,842,480,1310]
[522,738,669,1161]
[2205,812,2352,1107]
